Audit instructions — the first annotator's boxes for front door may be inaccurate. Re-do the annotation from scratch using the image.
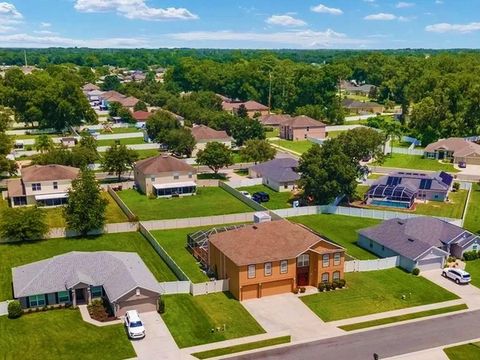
[296,254,310,287]
[75,288,86,304]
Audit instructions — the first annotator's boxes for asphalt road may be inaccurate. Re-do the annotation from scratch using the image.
[229,309,480,360]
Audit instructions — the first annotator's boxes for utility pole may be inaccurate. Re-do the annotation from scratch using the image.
[24,50,28,67]
[268,72,272,113]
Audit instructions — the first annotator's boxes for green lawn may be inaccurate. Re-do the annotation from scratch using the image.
[415,190,467,219]
[326,130,346,139]
[101,127,142,134]
[192,336,291,359]
[41,192,129,228]
[367,173,383,180]
[339,304,467,331]
[162,293,265,348]
[118,187,254,221]
[96,137,145,147]
[0,232,177,300]
[270,139,314,154]
[265,128,279,138]
[291,214,381,260]
[131,149,161,160]
[464,184,480,233]
[444,342,480,360]
[301,268,459,322]
[238,184,297,209]
[355,184,369,200]
[465,259,480,289]
[377,154,459,172]
[0,310,135,360]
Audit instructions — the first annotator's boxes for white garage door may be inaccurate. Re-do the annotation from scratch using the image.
[417,257,444,271]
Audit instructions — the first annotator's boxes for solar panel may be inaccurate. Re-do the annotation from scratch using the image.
[438,171,454,186]
[386,177,402,186]
[419,179,432,190]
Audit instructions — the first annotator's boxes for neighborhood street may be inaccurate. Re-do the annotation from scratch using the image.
[229,309,480,360]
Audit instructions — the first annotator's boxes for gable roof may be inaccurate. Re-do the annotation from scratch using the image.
[132,110,151,121]
[7,178,25,197]
[373,171,453,192]
[21,165,80,183]
[342,98,382,109]
[191,125,231,142]
[359,217,462,260]
[424,138,480,157]
[135,154,195,175]
[12,251,161,301]
[282,115,325,128]
[257,114,291,126]
[82,83,99,92]
[250,158,299,183]
[222,100,269,112]
[117,96,140,107]
[209,220,344,266]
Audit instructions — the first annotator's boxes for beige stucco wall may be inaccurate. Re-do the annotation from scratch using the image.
[23,179,73,197]
[192,139,232,157]
[280,126,326,141]
[135,169,197,196]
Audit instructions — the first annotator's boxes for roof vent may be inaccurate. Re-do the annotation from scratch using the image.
[408,238,415,242]
[397,220,404,225]
[252,225,258,230]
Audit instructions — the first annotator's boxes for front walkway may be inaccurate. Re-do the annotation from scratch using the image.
[242,293,344,341]
[78,305,122,326]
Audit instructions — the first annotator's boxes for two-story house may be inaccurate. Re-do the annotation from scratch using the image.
[133,154,197,197]
[6,165,80,207]
[280,115,326,141]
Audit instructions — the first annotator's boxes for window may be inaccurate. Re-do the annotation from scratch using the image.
[321,272,329,283]
[473,244,478,251]
[91,286,103,298]
[381,245,385,251]
[247,264,256,279]
[369,240,373,249]
[297,254,310,267]
[280,260,288,274]
[264,262,272,276]
[333,271,341,281]
[173,172,179,180]
[32,183,41,191]
[151,176,155,182]
[188,172,193,179]
[29,294,46,307]
[306,127,310,131]
[334,253,341,266]
[322,254,330,268]
[58,291,70,303]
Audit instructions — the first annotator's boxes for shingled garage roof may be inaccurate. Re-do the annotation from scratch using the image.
[7,178,25,197]
[359,217,461,260]
[133,110,151,121]
[209,220,343,266]
[191,125,231,142]
[282,115,325,128]
[250,158,300,183]
[12,251,161,301]
[21,165,80,182]
[134,154,195,175]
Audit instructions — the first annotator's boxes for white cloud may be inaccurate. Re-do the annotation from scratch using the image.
[396,2,415,8]
[435,0,443,4]
[33,30,57,35]
[364,0,376,2]
[0,2,22,19]
[266,15,306,27]
[40,22,51,27]
[364,13,397,20]
[311,4,343,15]
[74,0,198,21]
[425,22,480,33]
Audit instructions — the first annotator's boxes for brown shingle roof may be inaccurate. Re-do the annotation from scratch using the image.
[7,179,25,197]
[424,137,480,156]
[191,125,231,142]
[222,100,269,112]
[133,111,151,121]
[282,115,325,128]
[82,83,99,91]
[134,154,195,175]
[117,96,140,108]
[257,114,291,126]
[21,165,80,183]
[209,220,343,266]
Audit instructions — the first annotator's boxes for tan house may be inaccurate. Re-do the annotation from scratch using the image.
[222,100,269,118]
[134,154,197,197]
[342,98,384,115]
[424,137,480,165]
[208,220,345,300]
[257,114,291,128]
[280,115,326,141]
[6,165,79,207]
[191,125,233,156]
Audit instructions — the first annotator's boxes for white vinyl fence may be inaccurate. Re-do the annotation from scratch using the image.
[46,222,137,239]
[345,256,399,272]
[159,281,191,295]
[226,178,263,188]
[389,147,424,156]
[191,279,230,296]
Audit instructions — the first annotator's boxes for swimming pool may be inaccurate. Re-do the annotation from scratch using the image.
[371,199,410,209]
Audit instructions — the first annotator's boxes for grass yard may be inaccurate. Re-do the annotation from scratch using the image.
[339,304,467,331]
[192,336,291,359]
[237,184,297,209]
[326,130,346,139]
[465,259,480,289]
[41,191,129,228]
[118,187,254,221]
[301,268,459,322]
[265,128,279,138]
[355,184,369,200]
[291,214,381,260]
[0,232,177,300]
[367,173,384,180]
[96,137,145,147]
[132,149,161,160]
[377,154,459,172]
[464,184,480,233]
[162,293,265,348]
[101,127,142,134]
[444,342,480,360]
[270,139,314,154]
[0,310,135,360]
[415,190,467,219]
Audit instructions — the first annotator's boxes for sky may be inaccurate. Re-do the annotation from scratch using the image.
[0,0,479,49]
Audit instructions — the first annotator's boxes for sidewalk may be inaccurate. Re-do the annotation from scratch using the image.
[78,305,122,327]
[0,301,9,316]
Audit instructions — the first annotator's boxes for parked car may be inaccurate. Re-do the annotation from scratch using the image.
[239,190,251,199]
[124,310,146,339]
[252,191,270,203]
[442,268,471,284]
[458,161,467,169]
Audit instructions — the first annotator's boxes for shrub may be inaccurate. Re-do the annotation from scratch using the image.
[412,268,420,276]
[338,279,346,288]
[8,301,23,319]
[447,256,457,263]
[87,299,109,322]
[452,182,460,192]
[299,287,306,293]
[318,283,326,292]
[157,297,165,314]
[292,288,299,294]
[463,251,479,261]
[332,280,340,290]
[325,283,332,291]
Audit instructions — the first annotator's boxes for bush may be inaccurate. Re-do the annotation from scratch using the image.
[87,299,109,322]
[447,256,457,263]
[412,268,420,276]
[325,283,332,291]
[8,301,22,319]
[157,297,165,314]
[299,287,306,293]
[463,251,479,261]
[452,182,460,192]
[338,279,346,288]
[292,288,299,294]
[318,283,326,292]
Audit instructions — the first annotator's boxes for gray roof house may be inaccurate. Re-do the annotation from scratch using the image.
[12,251,161,316]
[358,218,479,271]
[248,158,299,192]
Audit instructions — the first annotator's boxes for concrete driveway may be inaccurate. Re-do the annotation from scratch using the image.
[129,311,181,360]
[422,270,480,309]
[242,293,343,341]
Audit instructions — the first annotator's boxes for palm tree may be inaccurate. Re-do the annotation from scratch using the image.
[34,134,54,153]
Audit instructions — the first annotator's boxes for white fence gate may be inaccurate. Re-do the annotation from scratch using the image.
[159,281,191,295]
[345,256,399,272]
[191,279,230,296]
